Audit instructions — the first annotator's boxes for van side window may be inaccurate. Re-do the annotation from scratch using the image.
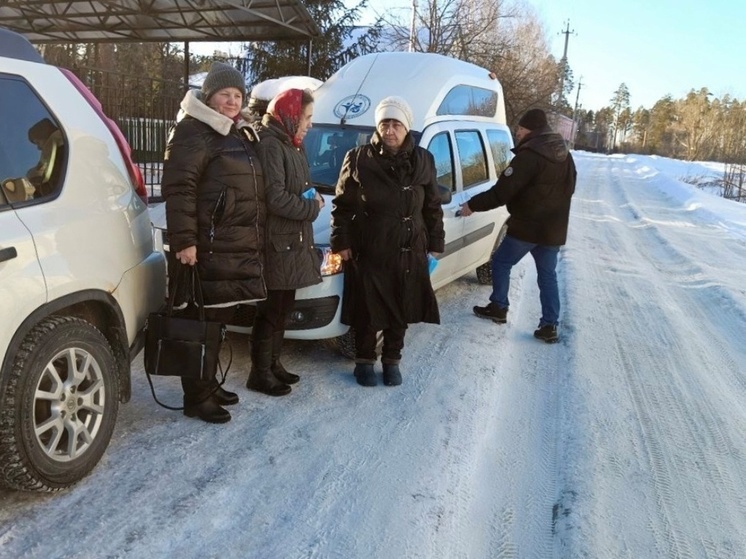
[455,130,488,189]
[436,86,498,118]
[0,76,65,205]
[426,132,455,193]
[487,129,513,175]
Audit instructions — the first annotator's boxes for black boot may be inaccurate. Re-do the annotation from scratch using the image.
[212,384,239,406]
[247,336,292,396]
[354,362,377,387]
[183,394,231,423]
[382,363,402,386]
[182,374,232,423]
[271,331,299,384]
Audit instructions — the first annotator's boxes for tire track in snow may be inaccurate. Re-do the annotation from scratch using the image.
[560,154,746,558]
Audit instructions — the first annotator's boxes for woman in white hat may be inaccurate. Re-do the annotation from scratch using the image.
[331,96,445,387]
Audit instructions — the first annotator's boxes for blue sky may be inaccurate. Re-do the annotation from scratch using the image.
[359,0,746,112]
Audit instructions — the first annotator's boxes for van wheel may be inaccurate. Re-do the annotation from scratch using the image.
[335,330,356,360]
[0,316,119,492]
[333,328,383,360]
[476,222,509,285]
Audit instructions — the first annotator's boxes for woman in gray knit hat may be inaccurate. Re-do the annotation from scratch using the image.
[160,61,267,424]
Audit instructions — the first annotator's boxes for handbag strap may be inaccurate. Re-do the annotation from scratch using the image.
[144,337,233,411]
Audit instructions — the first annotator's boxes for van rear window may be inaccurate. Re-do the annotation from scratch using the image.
[436,86,498,118]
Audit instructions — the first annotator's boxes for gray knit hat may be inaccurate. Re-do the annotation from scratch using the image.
[201,62,246,103]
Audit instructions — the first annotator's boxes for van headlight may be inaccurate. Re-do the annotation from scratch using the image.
[315,245,344,276]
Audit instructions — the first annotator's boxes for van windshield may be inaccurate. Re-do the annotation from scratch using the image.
[304,125,374,194]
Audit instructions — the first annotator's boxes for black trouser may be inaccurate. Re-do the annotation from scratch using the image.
[252,289,296,341]
[354,324,407,364]
[178,305,235,401]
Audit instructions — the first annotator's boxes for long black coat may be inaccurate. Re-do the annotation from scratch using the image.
[468,127,577,246]
[162,91,266,306]
[331,134,445,330]
[256,115,322,291]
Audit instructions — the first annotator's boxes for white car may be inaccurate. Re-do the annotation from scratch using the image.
[0,29,166,491]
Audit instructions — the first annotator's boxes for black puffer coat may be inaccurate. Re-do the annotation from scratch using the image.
[162,90,266,306]
[256,115,322,290]
[331,134,445,330]
[468,126,577,246]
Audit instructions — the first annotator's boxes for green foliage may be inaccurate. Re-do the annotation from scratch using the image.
[247,0,382,83]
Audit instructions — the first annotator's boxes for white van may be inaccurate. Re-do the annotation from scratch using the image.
[230,52,514,354]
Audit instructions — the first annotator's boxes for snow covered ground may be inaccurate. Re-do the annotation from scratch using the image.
[1,152,745,558]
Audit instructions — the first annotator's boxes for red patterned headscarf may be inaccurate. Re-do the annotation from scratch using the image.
[267,88,305,147]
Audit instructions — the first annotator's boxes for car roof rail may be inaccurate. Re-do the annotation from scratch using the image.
[0,27,45,63]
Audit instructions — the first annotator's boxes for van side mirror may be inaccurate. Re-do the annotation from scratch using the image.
[437,184,452,205]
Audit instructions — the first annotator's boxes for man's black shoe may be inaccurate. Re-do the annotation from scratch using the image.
[533,324,559,343]
[473,303,508,324]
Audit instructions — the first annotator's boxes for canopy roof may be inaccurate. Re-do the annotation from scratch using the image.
[0,0,319,43]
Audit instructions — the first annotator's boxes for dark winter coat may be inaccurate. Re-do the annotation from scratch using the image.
[162,90,266,306]
[331,133,445,330]
[256,115,322,290]
[468,126,577,246]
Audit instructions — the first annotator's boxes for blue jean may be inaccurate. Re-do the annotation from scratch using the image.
[490,235,561,326]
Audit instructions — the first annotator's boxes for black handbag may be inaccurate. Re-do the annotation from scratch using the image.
[143,264,230,409]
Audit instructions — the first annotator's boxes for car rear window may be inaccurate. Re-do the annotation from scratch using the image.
[0,75,66,206]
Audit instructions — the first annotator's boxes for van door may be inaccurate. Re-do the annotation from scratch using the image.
[453,128,503,272]
[423,128,462,288]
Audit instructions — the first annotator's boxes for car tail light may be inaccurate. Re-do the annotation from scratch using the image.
[59,68,148,205]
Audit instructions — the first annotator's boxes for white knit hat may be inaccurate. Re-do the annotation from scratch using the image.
[374,96,413,132]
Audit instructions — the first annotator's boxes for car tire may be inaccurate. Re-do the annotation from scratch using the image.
[333,328,384,360]
[475,222,509,285]
[334,329,356,360]
[0,316,120,492]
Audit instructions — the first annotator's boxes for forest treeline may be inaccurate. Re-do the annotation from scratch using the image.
[38,0,745,198]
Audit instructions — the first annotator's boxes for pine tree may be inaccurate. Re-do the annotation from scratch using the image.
[247,0,382,83]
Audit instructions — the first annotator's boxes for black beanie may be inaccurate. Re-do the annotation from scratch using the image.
[518,108,548,131]
[201,62,246,103]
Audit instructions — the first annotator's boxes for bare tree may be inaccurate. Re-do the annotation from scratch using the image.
[379,0,560,126]
[382,0,510,56]
[475,2,562,125]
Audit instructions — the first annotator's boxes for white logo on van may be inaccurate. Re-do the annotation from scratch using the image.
[333,95,371,120]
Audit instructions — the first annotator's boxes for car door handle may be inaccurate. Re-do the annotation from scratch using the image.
[0,246,18,262]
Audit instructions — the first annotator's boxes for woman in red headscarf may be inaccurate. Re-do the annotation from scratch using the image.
[247,88,324,396]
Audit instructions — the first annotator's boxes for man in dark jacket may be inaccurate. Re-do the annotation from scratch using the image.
[459,108,576,343]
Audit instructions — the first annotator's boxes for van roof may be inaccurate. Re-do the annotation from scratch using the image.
[312,51,507,131]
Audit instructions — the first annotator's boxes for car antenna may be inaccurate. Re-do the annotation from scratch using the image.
[339,54,379,127]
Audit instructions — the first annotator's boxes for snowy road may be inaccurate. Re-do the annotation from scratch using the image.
[1,152,745,558]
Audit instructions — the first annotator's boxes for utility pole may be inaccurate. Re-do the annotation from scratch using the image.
[408,0,417,52]
[571,77,583,149]
[558,20,576,104]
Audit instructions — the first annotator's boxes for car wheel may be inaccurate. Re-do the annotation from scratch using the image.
[334,329,356,360]
[476,223,509,285]
[0,316,119,492]
[333,328,384,360]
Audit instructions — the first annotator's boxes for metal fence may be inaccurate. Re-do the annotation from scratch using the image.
[66,65,183,201]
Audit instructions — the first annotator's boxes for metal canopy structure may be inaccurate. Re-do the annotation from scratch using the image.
[0,0,319,43]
